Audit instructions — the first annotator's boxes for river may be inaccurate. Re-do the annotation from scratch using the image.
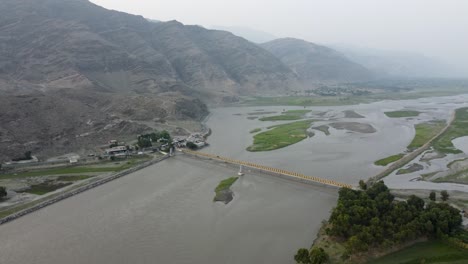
[1,94,468,263]
[0,156,337,264]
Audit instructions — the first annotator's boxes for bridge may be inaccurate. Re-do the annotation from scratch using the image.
[181,149,354,189]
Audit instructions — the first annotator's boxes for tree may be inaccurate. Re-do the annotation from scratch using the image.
[359,180,367,190]
[407,195,425,211]
[186,141,198,150]
[294,248,311,264]
[441,190,449,201]
[24,151,32,160]
[309,247,329,264]
[0,186,7,199]
[429,191,436,201]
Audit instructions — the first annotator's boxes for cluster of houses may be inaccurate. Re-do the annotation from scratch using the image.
[172,133,207,149]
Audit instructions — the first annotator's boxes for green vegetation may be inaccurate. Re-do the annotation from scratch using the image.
[367,240,468,264]
[316,181,463,262]
[259,109,311,121]
[215,177,238,193]
[396,163,423,175]
[213,177,238,203]
[186,141,198,150]
[20,182,72,195]
[433,107,468,154]
[294,247,329,264]
[407,121,446,150]
[137,130,171,148]
[434,168,468,184]
[12,151,33,162]
[374,154,405,166]
[384,110,421,118]
[249,128,262,133]
[56,175,94,182]
[247,120,313,152]
[0,186,6,198]
[0,156,151,179]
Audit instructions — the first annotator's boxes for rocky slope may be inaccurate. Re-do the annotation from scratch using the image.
[261,38,374,83]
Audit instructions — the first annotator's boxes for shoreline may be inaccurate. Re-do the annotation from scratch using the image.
[0,154,170,225]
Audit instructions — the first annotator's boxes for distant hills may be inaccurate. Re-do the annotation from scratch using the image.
[261,38,374,83]
[210,25,278,43]
[332,45,461,79]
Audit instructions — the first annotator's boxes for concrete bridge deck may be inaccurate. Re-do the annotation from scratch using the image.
[181,149,354,189]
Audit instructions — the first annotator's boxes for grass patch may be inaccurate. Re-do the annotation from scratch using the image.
[283,109,311,114]
[56,175,94,182]
[259,109,311,121]
[433,107,468,154]
[0,157,150,179]
[396,163,423,175]
[249,128,262,134]
[384,110,421,118]
[259,115,302,121]
[215,177,238,193]
[408,121,446,150]
[213,177,238,203]
[247,120,313,152]
[374,154,405,166]
[20,182,72,195]
[434,168,468,184]
[367,240,468,264]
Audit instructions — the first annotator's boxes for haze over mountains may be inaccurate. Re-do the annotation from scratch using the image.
[0,0,461,161]
[261,38,374,83]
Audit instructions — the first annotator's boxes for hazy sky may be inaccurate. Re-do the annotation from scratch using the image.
[90,0,468,74]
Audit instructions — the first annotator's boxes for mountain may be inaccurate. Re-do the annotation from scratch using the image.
[210,25,277,43]
[261,38,374,83]
[0,0,299,161]
[332,45,461,78]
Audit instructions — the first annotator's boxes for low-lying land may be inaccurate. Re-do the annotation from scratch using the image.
[433,107,468,154]
[329,122,376,133]
[396,163,423,175]
[313,125,331,136]
[0,155,153,218]
[213,177,238,204]
[259,109,311,121]
[247,120,313,152]
[249,128,262,134]
[368,240,468,264]
[344,110,365,118]
[384,110,421,118]
[407,121,446,150]
[374,154,405,166]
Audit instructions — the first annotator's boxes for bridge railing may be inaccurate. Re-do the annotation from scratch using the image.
[182,149,353,189]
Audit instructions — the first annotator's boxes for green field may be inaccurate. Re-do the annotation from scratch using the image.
[0,156,151,179]
[384,110,421,118]
[20,182,72,195]
[433,107,468,154]
[56,175,94,181]
[374,154,405,166]
[259,109,311,121]
[247,120,313,152]
[368,240,468,264]
[407,121,446,150]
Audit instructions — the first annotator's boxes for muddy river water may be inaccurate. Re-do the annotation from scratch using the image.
[1,94,468,263]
